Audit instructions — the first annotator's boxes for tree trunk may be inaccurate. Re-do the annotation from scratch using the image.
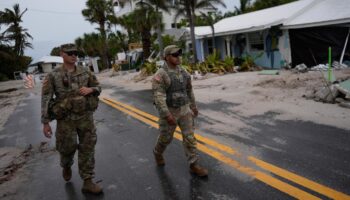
[156,6,164,58]
[142,27,152,60]
[99,22,109,69]
[187,3,197,63]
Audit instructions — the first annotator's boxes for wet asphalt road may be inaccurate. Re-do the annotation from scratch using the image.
[0,87,349,200]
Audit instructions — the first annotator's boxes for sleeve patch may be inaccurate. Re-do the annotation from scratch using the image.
[153,74,162,83]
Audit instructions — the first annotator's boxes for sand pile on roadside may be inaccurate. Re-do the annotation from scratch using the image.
[0,80,28,132]
[98,69,350,131]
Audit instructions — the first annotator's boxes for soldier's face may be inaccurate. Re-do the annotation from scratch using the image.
[166,53,181,66]
[61,51,77,64]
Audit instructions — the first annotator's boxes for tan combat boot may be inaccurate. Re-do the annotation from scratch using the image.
[62,167,72,181]
[81,179,103,194]
[190,163,208,177]
[153,150,165,166]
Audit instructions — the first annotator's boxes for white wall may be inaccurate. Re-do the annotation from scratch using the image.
[42,63,53,73]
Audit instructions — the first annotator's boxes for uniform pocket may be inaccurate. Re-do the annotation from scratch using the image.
[86,96,99,111]
[70,96,87,114]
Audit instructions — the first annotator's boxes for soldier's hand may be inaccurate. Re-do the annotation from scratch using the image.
[43,123,53,138]
[79,87,94,96]
[165,114,176,125]
[191,107,199,117]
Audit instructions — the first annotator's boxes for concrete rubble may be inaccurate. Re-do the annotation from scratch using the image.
[294,63,308,73]
[303,78,350,108]
[310,62,349,71]
[293,62,349,73]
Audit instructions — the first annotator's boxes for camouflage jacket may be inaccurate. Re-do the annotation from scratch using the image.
[152,62,196,118]
[41,65,101,123]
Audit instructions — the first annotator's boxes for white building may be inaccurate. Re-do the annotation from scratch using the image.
[29,56,63,73]
[193,0,350,68]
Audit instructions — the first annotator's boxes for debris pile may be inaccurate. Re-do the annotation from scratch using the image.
[303,79,350,108]
[294,63,308,73]
[293,62,349,73]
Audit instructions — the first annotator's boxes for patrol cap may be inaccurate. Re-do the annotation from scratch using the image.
[164,45,182,56]
[60,43,77,52]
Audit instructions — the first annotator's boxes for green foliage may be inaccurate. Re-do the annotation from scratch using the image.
[50,46,61,56]
[82,0,115,69]
[234,0,253,14]
[121,7,158,59]
[108,31,128,56]
[141,61,158,75]
[152,34,175,53]
[75,33,103,57]
[162,35,176,47]
[180,50,235,75]
[115,14,141,43]
[174,0,226,63]
[197,63,210,74]
[0,4,33,56]
[181,64,193,74]
[152,34,186,59]
[240,52,263,71]
[252,0,297,11]
[205,50,225,74]
[233,0,298,15]
[223,57,235,72]
[240,55,255,71]
[0,44,32,79]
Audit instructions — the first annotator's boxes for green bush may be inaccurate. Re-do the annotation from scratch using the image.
[0,45,32,79]
[141,61,158,75]
[240,52,263,71]
[223,57,235,72]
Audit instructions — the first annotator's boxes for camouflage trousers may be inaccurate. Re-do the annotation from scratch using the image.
[55,114,97,180]
[154,107,198,164]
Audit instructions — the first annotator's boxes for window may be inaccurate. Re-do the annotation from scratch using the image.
[171,23,176,28]
[248,32,264,51]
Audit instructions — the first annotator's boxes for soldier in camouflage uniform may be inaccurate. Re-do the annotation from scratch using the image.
[41,44,103,194]
[152,45,208,177]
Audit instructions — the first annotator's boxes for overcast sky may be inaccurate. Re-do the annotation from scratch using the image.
[0,0,239,61]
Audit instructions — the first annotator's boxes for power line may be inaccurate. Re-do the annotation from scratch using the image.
[28,8,80,15]
[0,3,81,15]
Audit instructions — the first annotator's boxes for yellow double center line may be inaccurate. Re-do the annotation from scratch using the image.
[101,97,350,200]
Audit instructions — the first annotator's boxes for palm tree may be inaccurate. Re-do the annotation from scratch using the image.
[117,5,158,60]
[115,14,140,44]
[199,11,216,52]
[82,0,115,69]
[252,0,297,11]
[134,7,158,60]
[108,31,129,54]
[75,33,104,57]
[139,0,170,57]
[234,0,251,14]
[117,0,170,57]
[174,0,225,63]
[0,4,33,56]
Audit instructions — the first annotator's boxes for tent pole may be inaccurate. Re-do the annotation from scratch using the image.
[340,27,350,64]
